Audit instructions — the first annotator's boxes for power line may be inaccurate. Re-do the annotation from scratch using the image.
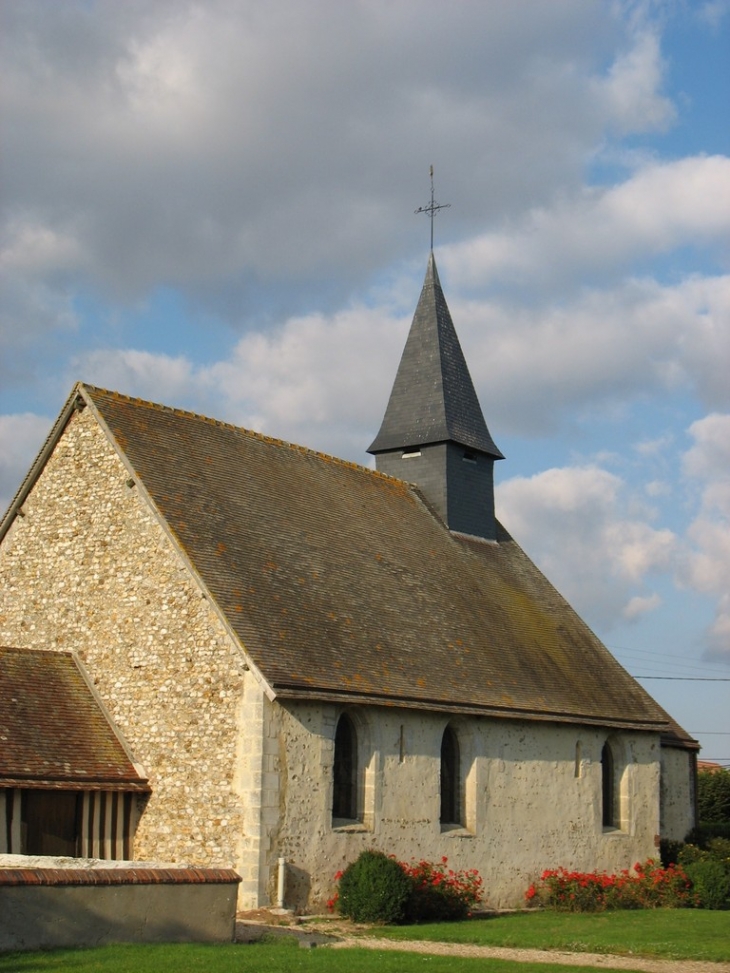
[626,657,727,674]
[607,643,730,668]
[634,676,730,681]
[607,644,730,677]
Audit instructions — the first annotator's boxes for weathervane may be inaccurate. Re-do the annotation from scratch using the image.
[415,165,450,251]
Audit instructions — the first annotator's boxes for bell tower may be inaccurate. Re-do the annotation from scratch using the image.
[368,252,503,540]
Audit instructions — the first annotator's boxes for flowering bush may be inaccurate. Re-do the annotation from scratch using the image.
[402,857,484,922]
[525,859,696,912]
[330,852,484,923]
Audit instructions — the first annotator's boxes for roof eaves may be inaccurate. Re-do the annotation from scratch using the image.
[660,732,700,752]
[272,685,669,732]
[0,777,151,792]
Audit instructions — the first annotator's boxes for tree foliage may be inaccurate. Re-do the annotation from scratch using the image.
[697,769,730,824]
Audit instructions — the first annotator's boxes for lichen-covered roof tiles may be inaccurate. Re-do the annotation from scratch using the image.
[0,646,149,790]
[75,384,677,733]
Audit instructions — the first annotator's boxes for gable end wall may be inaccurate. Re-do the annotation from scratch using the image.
[0,408,255,878]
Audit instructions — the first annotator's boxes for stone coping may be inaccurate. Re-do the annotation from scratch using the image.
[0,867,241,886]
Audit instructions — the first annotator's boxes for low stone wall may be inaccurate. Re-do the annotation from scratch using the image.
[0,866,241,952]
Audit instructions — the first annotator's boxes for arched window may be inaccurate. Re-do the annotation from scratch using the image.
[440,725,461,826]
[332,714,358,821]
[601,741,615,828]
[574,740,582,778]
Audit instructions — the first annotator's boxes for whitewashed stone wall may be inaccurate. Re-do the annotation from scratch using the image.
[268,703,663,910]
[0,408,252,880]
[660,746,695,841]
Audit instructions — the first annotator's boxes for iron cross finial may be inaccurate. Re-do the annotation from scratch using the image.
[415,165,450,251]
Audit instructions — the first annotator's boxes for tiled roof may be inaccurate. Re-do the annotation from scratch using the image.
[77,384,677,733]
[368,253,503,458]
[0,646,149,790]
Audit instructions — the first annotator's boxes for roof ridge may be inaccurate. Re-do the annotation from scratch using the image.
[81,384,398,484]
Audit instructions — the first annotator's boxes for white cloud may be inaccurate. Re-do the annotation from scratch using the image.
[594,28,675,134]
[683,413,730,483]
[0,0,679,306]
[0,273,78,348]
[606,518,676,582]
[69,349,196,408]
[67,264,730,462]
[496,465,676,630]
[0,413,52,511]
[68,299,410,462]
[203,304,405,437]
[681,414,730,659]
[0,0,726,752]
[634,434,673,458]
[645,480,670,498]
[698,0,730,30]
[623,592,662,620]
[0,218,83,374]
[444,156,730,290]
[0,218,85,276]
[456,273,730,435]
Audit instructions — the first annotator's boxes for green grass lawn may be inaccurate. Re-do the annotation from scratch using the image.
[0,939,657,973]
[1,910,728,972]
[374,908,730,962]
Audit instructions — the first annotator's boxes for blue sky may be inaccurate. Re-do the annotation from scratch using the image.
[1,0,728,763]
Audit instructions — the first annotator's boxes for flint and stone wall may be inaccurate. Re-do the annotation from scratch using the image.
[0,408,257,892]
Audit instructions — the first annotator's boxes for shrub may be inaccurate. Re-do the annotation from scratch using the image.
[684,859,730,910]
[679,839,730,870]
[332,852,484,924]
[691,822,730,844]
[336,850,412,924]
[708,836,730,862]
[525,860,695,911]
[402,857,483,922]
[677,838,730,910]
[678,843,709,867]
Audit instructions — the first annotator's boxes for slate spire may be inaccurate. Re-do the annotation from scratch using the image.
[369,252,502,458]
[368,252,503,540]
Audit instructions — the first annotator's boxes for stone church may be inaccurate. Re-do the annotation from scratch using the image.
[0,253,697,910]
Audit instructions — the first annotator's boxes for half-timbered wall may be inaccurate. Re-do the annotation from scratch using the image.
[0,789,139,860]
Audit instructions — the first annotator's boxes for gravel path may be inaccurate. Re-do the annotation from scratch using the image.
[237,914,730,972]
[329,935,730,973]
